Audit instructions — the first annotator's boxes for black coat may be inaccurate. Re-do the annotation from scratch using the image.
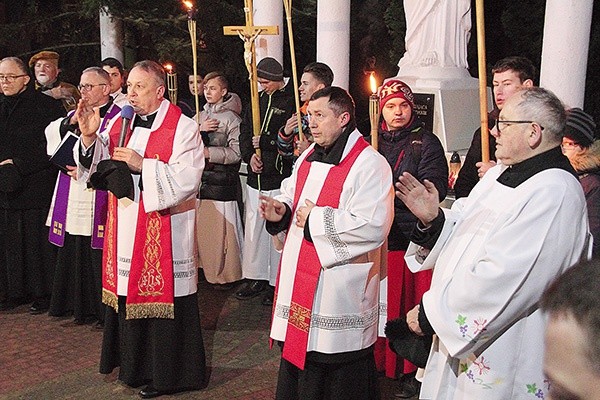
[240,83,295,191]
[454,111,498,199]
[379,119,449,251]
[0,87,65,209]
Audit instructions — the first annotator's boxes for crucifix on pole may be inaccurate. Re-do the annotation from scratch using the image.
[224,0,279,157]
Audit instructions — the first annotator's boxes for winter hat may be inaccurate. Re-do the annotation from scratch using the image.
[256,57,283,82]
[565,107,597,147]
[29,51,59,68]
[378,79,415,112]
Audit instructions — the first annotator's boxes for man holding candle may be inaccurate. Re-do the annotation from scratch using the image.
[276,62,334,158]
[454,56,535,198]
[235,57,295,305]
[375,79,448,398]
[396,87,589,399]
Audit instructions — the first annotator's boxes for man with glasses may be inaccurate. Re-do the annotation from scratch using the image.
[395,87,590,399]
[236,57,295,305]
[454,56,535,198]
[45,67,120,327]
[28,51,80,112]
[0,57,65,312]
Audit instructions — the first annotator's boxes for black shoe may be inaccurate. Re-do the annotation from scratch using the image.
[394,372,421,399]
[234,280,267,300]
[139,386,162,399]
[29,300,49,315]
[261,286,274,306]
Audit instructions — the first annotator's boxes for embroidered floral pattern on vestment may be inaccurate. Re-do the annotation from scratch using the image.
[455,314,488,340]
[459,356,500,389]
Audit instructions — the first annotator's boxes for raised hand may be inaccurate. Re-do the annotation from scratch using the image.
[73,99,100,147]
[395,172,440,226]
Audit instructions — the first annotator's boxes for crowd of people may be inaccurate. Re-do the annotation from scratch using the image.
[0,49,599,400]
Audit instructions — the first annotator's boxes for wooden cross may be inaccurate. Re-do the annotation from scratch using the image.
[224,0,279,156]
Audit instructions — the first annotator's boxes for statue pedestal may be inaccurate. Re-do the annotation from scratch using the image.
[393,70,491,153]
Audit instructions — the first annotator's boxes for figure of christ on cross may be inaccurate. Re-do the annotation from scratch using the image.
[224,0,278,156]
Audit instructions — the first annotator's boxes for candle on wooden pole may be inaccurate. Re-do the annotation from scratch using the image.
[476,0,490,162]
[183,0,200,126]
[164,63,178,105]
[369,73,380,151]
[283,0,304,142]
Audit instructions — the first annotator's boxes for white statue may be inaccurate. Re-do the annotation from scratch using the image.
[398,0,471,78]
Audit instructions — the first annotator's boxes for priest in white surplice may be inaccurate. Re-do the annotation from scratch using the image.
[396,87,591,399]
[259,87,394,400]
[74,60,206,398]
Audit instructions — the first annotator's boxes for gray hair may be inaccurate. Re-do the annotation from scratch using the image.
[515,87,566,143]
[82,66,110,84]
[132,60,165,88]
[0,57,29,75]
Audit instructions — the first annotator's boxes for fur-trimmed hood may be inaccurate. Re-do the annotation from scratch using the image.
[569,140,600,175]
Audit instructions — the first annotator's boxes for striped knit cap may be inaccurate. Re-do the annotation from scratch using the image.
[565,107,597,147]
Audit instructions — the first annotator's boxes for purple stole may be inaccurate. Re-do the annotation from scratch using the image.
[48,104,121,248]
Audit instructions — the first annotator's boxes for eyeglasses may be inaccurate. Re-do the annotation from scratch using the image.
[495,120,544,134]
[0,74,27,82]
[77,83,107,91]
[561,141,580,150]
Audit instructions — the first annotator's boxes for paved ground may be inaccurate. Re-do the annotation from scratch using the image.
[0,279,410,399]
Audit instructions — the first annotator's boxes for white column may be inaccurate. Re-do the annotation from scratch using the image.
[254,0,284,64]
[316,0,350,89]
[539,0,593,108]
[99,7,124,62]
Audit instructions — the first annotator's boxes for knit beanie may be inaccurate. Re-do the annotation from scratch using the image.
[256,57,283,82]
[378,79,415,112]
[29,51,60,68]
[565,107,597,147]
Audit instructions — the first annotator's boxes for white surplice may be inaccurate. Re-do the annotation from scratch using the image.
[270,130,394,354]
[45,105,120,236]
[76,99,204,297]
[405,163,591,399]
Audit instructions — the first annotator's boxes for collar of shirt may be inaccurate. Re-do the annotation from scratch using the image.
[133,110,158,129]
[497,146,577,188]
[305,126,353,165]
[98,97,113,118]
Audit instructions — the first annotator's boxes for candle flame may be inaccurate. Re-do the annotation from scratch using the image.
[369,73,378,95]
[183,0,193,10]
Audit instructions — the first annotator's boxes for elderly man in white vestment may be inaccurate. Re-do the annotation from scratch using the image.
[395,87,591,400]
[75,60,206,399]
[260,86,394,400]
[45,66,120,327]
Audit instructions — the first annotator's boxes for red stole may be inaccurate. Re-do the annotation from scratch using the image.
[101,104,182,319]
[279,137,369,369]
